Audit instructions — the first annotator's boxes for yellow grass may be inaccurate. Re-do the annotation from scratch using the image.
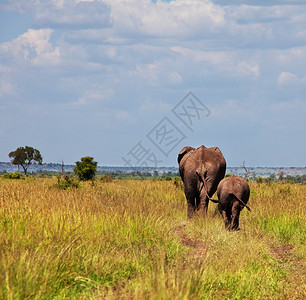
[0,178,305,299]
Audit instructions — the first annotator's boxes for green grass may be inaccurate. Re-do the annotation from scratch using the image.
[0,179,305,299]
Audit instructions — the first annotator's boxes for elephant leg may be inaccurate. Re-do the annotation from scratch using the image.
[230,202,241,231]
[185,189,196,219]
[187,202,196,218]
[198,189,209,216]
[219,206,231,229]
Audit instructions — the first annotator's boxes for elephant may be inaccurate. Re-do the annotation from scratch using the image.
[177,145,226,218]
[216,175,251,231]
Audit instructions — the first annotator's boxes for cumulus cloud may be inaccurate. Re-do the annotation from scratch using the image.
[0,29,60,66]
[34,0,111,29]
[171,46,260,78]
[71,85,114,106]
[1,0,111,29]
[277,71,306,85]
[278,71,298,85]
[126,61,183,86]
[104,0,226,38]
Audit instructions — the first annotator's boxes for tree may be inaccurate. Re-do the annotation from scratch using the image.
[278,171,285,181]
[74,156,97,181]
[9,146,42,176]
[242,161,250,180]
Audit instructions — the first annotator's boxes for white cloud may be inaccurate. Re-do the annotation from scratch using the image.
[126,61,183,86]
[171,46,260,78]
[228,4,292,23]
[115,110,133,122]
[278,71,298,85]
[0,29,60,66]
[35,0,110,28]
[104,0,226,38]
[71,85,114,106]
[275,46,306,67]
[0,0,33,14]
[2,0,110,29]
[0,77,17,98]
[277,71,306,85]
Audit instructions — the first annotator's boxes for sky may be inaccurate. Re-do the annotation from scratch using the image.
[0,0,305,167]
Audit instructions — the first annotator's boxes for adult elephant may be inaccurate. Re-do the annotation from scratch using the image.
[177,145,226,218]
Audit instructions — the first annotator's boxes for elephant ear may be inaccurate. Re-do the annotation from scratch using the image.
[177,146,195,164]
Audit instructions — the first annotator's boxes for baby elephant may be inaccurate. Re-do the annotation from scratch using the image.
[217,175,250,231]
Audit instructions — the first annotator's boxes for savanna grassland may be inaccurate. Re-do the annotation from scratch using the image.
[0,178,305,299]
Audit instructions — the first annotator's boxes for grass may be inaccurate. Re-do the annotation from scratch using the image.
[0,178,305,299]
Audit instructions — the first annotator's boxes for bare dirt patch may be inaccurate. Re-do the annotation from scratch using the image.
[270,243,306,299]
[174,225,207,262]
[271,244,295,259]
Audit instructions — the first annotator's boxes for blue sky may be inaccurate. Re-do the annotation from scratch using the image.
[0,0,305,167]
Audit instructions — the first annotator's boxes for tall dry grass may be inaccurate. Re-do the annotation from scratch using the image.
[0,178,305,299]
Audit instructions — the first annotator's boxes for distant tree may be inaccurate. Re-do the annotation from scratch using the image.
[8,146,42,177]
[278,171,285,181]
[74,156,97,181]
[61,159,64,178]
[242,161,250,180]
[266,173,276,183]
[256,177,264,183]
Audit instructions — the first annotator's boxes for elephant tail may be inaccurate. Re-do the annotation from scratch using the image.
[196,169,219,204]
[230,193,251,212]
[209,198,219,204]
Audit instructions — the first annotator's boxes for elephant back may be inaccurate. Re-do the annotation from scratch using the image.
[198,146,226,169]
[218,175,250,201]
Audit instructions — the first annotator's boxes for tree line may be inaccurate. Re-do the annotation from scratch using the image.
[7,146,97,181]
[4,145,306,183]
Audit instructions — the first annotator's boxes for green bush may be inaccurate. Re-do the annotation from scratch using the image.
[74,156,97,181]
[256,177,264,183]
[173,176,183,189]
[50,175,80,190]
[286,180,294,184]
[4,172,23,179]
[100,175,113,183]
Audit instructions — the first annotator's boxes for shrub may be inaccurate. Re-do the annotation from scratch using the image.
[256,177,264,183]
[50,175,81,190]
[100,175,113,183]
[286,180,294,184]
[173,176,183,190]
[4,172,23,179]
